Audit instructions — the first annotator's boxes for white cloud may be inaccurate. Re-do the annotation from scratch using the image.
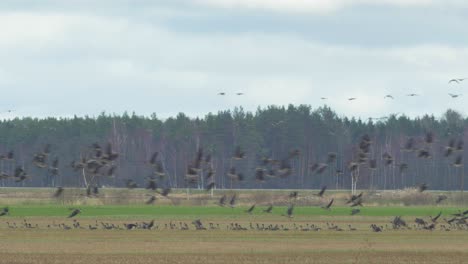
[0,7,467,119]
[195,0,441,13]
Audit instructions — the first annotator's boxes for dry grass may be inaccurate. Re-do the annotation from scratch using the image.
[0,188,467,263]
[0,188,466,207]
[0,216,467,264]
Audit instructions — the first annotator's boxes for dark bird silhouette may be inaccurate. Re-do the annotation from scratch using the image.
[314,186,327,197]
[351,209,361,215]
[218,92,225,95]
[398,163,409,174]
[453,155,463,167]
[435,195,447,204]
[49,158,59,176]
[350,197,363,207]
[229,194,237,208]
[289,191,298,199]
[14,166,30,182]
[154,161,165,177]
[52,187,64,198]
[322,199,334,210]
[316,163,328,174]
[425,132,434,144]
[245,204,256,214]
[0,207,9,216]
[186,166,199,183]
[205,182,215,191]
[285,204,294,218]
[219,194,227,207]
[145,195,156,205]
[86,185,92,197]
[348,97,356,101]
[68,208,81,218]
[451,210,468,217]
[255,168,265,182]
[384,95,394,99]
[448,78,466,83]
[146,178,158,191]
[456,140,464,151]
[382,152,394,166]
[236,92,244,95]
[326,152,337,164]
[371,224,382,232]
[448,93,462,98]
[348,162,359,172]
[102,143,119,162]
[233,146,246,160]
[346,192,363,204]
[430,211,442,223]
[403,138,415,152]
[263,205,273,213]
[417,183,428,192]
[125,179,138,189]
[417,149,431,159]
[158,188,171,197]
[149,152,159,166]
[407,93,418,96]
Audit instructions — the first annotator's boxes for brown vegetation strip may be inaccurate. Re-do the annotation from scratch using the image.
[1,252,468,264]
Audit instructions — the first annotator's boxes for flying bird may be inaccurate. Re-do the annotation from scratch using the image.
[263,205,273,213]
[407,93,418,97]
[245,204,256,214]
[219,194,227,207]
[448,93,462,98]
[229,194,237,208]
[205,182,215,191]
[145,195,156,205]
[218,92,226,95]
[0,207,9,216]
[384,95,394,99]
[430,211,442,223]
[417,183,428,192]
[321,198,334,210]
[351,209,361,215]
[449,78,466,84]
[52,187,64,198]
[314,186,327,197]
[435,195,447,204]
[125,179,138,189]
[348,98,357,101]
[68,208,81,218]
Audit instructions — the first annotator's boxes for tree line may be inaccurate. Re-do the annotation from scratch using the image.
[0,105,466,191]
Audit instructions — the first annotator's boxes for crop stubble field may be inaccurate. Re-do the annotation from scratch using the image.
[0,188,467,264]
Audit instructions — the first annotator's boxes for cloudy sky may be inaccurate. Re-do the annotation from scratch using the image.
[1,0,468,120]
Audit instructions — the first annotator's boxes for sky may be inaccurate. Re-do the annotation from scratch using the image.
[1,0,468,120]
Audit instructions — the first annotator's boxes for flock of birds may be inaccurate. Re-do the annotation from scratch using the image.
[1,94,468,233]
[2,209,467,232]
[216,78,467,102]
